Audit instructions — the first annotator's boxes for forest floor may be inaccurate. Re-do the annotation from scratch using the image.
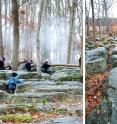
[86,71,109,114]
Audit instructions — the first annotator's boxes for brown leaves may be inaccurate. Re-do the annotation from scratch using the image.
[32,112,41,120]
[86,72,108,114]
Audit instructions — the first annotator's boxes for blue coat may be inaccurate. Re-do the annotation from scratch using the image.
[7,77,23,89]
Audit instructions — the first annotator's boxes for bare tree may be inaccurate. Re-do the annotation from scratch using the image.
[85,1,90,36]
[35,0,45,74]
[102,0,115,32]
[11,0,19,70]
[66,0,76,64]
[91,0,95,39]
[0,0,4,57]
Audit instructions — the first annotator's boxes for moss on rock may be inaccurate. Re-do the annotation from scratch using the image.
[19,72,40,79]
[51,68,82,82]
[0,114,32,123]
[55,74,82,82]
[86,58,107,74]
[16,83,32,93]
[0,90,9,100]
[86,47,107,62]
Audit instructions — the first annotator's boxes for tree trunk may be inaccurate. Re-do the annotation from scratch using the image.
[91,0,95,40]
[66,0,76,64]
[103,0,108,32]
[80,36,83,74]
[55,0,62,63]
[11,0,19,70]
[35,0,45,75]
[41,0,50,61]
[86,16,89,36]
[0,0,4,57]
[4,0,7,29]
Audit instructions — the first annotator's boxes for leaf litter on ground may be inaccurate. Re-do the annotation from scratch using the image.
[86,72,109,114]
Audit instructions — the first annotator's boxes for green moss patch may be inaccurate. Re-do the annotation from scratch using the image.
[0,114,32,123]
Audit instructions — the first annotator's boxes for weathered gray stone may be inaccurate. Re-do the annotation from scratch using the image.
[112,50,117,68]
[112,55,117,60]
[86,47,107,62]
[112,60,117,68]
[16,83,32,93]
[41,73,51,80]
[49,66,80,73]
[108,67,117,124]
[105,44,115,49]
[16,80,83,94]
[86,100,110,124]
[112,46,117,55]
[85,40,95,50]
[86,47,107,74]
[0,81,7,91]
[0,71,40,80]
[10,92,69,104]
[0,90,10,100]
[0,71,11,80]
[51,68,82,82]
[0,67,83,122]
[86,58,107,74]
[108,67,117,90]
[32,84,83,94]
[19,72,40,79]
[47,116,81,124]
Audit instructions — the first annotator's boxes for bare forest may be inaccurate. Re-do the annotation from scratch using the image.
[0,0,82,69]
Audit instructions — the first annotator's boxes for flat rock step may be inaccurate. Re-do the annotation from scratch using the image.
[10,92,70,104]
[30,80,82,86]
[16,81,83,94]
[13,92,67,97]
[0,80,82,85]
[0,71,41,80]
[20,80,82,86]
[0,97,83,115]
[31,85,82,94]
[9,92,82,104]
[39,116,82,124]
[0,70,82,81]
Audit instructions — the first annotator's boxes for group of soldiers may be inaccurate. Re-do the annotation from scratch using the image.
[0,57,51,73]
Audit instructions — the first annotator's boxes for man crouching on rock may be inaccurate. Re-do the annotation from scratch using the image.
[7,72,23,94]
[41,60,51,74]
